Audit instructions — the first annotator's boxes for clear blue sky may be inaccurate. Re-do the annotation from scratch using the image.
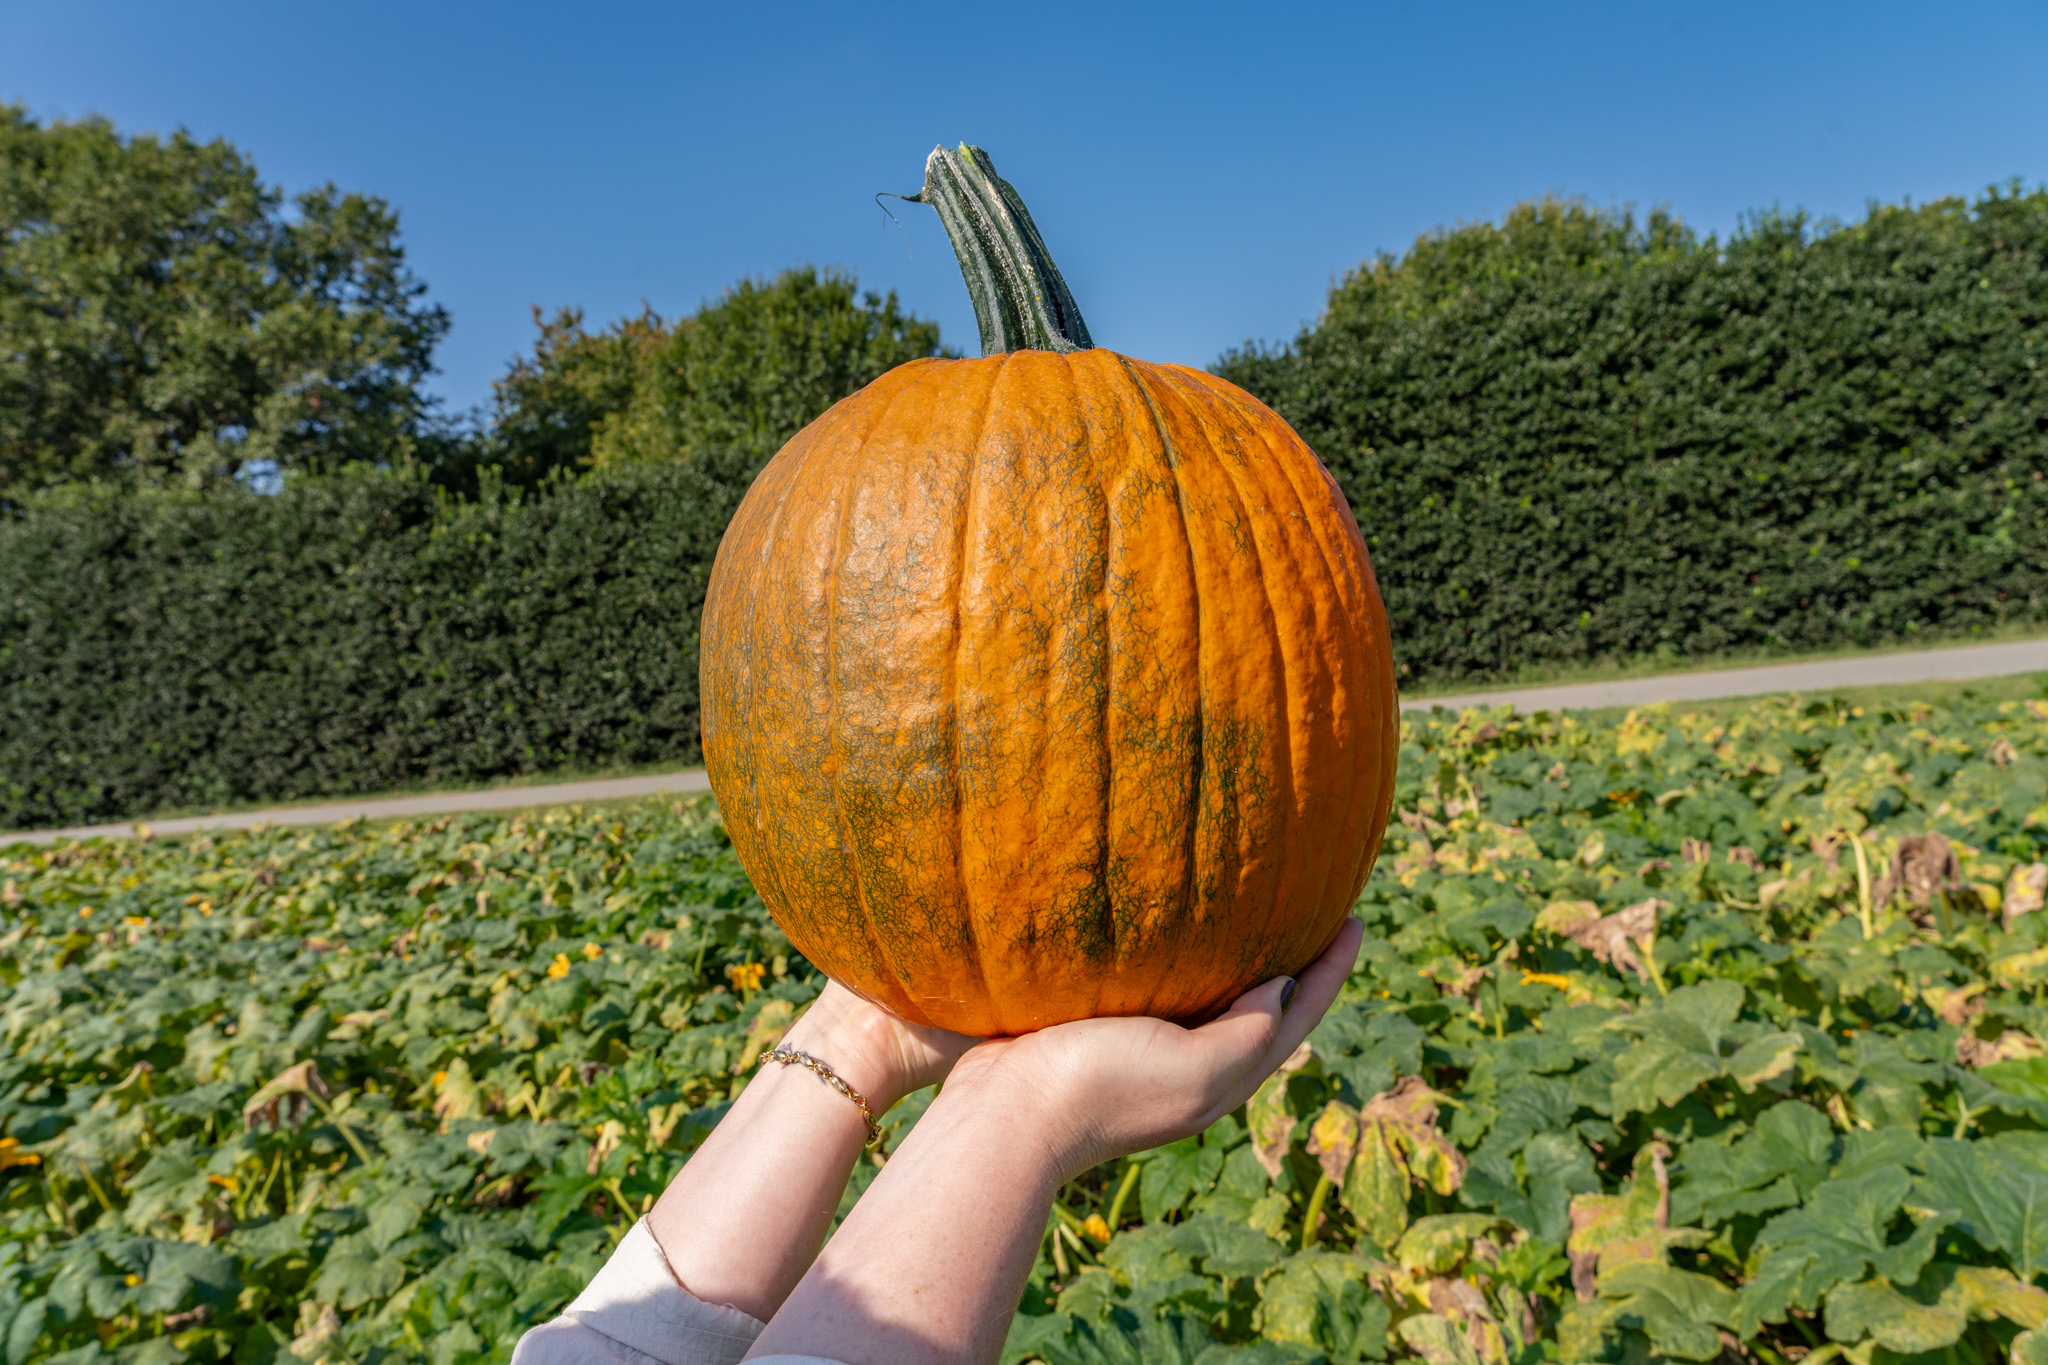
[6,1,2045,416]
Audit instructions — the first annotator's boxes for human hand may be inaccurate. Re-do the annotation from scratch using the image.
[944,918,1365,1181]
[777,980,981,1114]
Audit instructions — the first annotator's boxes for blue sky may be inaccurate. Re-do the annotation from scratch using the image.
[5,1,2045,416]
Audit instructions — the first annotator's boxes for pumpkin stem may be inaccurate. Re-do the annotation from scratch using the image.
[903,144,1093,356]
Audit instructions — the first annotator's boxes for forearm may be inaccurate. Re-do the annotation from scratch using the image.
[747,1071,1063,1365]
[647,1003,902,1321]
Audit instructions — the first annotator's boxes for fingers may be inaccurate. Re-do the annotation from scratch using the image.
[1187,917,1364,1121]
[1263,918,1362,1062]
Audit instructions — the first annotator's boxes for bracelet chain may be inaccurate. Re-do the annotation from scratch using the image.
[757,1043,884,1149]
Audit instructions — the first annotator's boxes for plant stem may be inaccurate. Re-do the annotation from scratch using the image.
[310,1093,375,1168]
[1301,1172,1334,1251]
[1106,1162,1142,1233]
[903,144,1092,357]
[1850,832,1876,940]
[75,1161,115,1214]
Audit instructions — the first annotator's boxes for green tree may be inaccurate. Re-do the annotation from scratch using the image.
[477,305,668,488]
[484,266,942,486]
[0,106,448,496]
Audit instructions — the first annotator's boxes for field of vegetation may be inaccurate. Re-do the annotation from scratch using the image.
[4,683,2048,1364]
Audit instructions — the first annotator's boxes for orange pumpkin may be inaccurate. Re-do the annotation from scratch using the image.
[700,146,1397,1035]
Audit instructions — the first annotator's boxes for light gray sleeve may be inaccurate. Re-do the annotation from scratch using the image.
[509,1218,844,1365]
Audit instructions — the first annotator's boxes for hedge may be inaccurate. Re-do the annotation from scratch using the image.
[0,462,741,829]
[10,187,2048,826]
[1216,186,2048,685]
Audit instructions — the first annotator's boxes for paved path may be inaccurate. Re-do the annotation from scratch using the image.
[7,638,2044,847]
[1406,636,2048,713]
[3,770,714,847]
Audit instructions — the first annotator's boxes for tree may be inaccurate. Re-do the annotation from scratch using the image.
[484,267,943,486]
[476,305,667,489]
[0,106,448,496]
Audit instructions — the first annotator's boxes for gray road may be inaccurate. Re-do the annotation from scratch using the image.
[7,637,2043,847]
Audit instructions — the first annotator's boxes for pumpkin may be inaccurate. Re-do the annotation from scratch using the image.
[700,146,1397,1035]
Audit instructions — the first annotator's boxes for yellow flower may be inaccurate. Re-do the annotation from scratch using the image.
[432,1070,448,1087]
[547,953,572,979]
[0,1138,40,1171]
[125,1273,141,1287]
[726,962,767,993]
[124,916,149,927]
[78,906,93,918]
[582,942,602,960]
[1521,971,1573,990]
[1082,1214,1113,1244]
[208,1173,238,1193]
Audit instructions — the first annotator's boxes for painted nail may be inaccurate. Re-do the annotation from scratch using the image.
[1279,978,1298,1014]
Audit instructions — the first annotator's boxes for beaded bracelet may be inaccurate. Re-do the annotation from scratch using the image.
[757,1043,883,1148]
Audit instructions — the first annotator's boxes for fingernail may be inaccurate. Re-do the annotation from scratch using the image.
[1279,978,1298,1014]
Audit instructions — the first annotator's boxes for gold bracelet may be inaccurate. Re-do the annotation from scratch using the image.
[757,1043,883,1149]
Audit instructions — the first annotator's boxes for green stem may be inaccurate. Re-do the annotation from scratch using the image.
[310,1093,375,1168]
[1105,1161,1142,1233]
[1301,1172,1334,1250]
[75,1161,115,1214]
[904,144,1092,356]
[1850,832,1876,941]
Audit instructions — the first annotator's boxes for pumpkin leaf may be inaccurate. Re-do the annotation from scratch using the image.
[1394,1214,1506,1277]
[1825,1278,1966,1353]
[1734,1168,1948,1335]
[1394,1313,1482,1365]
[1599,1262,1737,1361]
[1339,1119,1411,1249]
[1912,1136,2048,1281]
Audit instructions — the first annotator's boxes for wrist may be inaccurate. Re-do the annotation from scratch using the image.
[779,995,915,1113]
[935,1044,1102,1183]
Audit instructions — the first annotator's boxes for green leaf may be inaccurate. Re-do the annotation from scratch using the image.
[1171,1214,1287,1281]
[1913,1137,2048,1281]
[1394,1214,1504,1277]
[1464,1131,1598,1248]
[1192,1145,1277,1225]
[1601,1262,1736,1361]
[1609,980,1788,1115]
[1937,1263,2048,1328]
[1338,1119,1410,1249]
[1734,1168,1946,1335]
[313,1229,407,1309]
[5,1298,47,1365]
[1825,1279,1966,1353]
[1256,1250,1389,1361]
[1671,1100,1831,1226]
[1101,1226,1191,1287]
[1137,1135,1226,1226]
[1983,1055,2048,1102]
[1393,1314,1480,1365]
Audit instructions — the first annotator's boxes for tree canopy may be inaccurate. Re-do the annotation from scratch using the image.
[0,105,448,497]
[482,267,943,487]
